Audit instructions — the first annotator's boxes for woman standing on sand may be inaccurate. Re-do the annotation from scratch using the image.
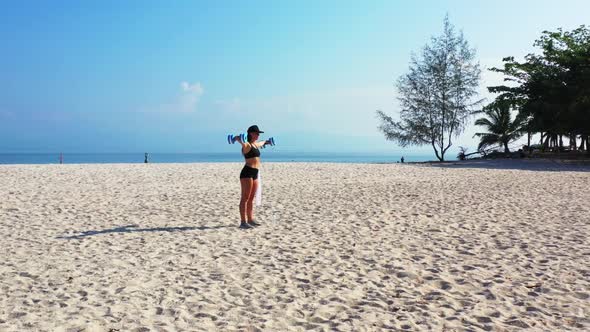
[235,125,270,229]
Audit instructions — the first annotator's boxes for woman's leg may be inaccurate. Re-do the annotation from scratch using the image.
[240,178,253,223]
[246,179,259,222]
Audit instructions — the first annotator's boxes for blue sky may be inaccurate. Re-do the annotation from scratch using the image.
[1,0,589,154]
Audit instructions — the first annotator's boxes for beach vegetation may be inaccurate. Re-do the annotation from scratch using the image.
[488,25,590,154]
[457,146,468,160]
[473,98,525,154]
[377,16,482,161]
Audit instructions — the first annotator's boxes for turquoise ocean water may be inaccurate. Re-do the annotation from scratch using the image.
[0,152,433,164]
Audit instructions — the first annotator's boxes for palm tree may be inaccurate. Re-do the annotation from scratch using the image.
[474,98,524,154]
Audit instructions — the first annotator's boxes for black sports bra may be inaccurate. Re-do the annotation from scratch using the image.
[243,145,260,159]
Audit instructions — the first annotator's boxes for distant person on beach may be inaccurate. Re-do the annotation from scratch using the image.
[234,125,270,229]
[144,153,149,163]
[401,156,405,163]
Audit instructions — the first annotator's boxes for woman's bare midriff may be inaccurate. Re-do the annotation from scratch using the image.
[244,157,260,169]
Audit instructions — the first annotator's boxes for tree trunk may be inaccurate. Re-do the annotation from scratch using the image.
[579,135,586,151]
[543,133,550,151]
[527,132,532,155]
[527,132,531,147]
[432,142,443,161]
[504,142,510,154]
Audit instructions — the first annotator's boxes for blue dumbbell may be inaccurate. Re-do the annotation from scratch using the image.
[262,137,275,148]
[227,133,246,144]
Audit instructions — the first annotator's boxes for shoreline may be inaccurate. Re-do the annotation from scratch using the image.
[1,157,590,171]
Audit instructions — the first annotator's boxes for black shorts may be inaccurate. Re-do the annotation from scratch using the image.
[239,165,259,180]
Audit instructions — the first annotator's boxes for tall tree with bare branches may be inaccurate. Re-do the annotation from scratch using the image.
[377,16,482,161]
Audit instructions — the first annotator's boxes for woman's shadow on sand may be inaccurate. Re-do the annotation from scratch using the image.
[57,224,230,240]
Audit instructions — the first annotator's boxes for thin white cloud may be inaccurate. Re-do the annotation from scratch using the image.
[178,81,204,113]
[138,81,205,114]
[213,86,395,134]
[180,81,203,94]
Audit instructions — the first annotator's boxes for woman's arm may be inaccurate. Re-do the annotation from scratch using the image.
[253,140,270,148]
[236,136,251,154]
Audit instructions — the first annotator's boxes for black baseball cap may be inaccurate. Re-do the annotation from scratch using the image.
[247,125,264,133]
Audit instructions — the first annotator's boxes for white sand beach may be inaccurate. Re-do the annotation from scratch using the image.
[0,162,589,331]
